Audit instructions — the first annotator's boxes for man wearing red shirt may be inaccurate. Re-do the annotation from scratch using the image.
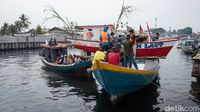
[108,47,120,65]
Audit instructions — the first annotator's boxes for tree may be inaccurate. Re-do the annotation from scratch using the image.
[172,29,176,34]
[151,27,167,34]
[36,25,43,35]
[183,27,192,34]
[8,24,17,36]
[177,27,192,35]
[14,20,22,32]
[0,22,9,36]
[19,14,31,31]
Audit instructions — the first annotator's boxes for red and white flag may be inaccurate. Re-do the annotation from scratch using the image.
[133,38,137,57]
[146,22,152,42]
[139,25,143,36]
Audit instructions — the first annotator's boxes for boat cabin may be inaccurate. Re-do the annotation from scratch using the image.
[78,24,115,41]
[65,24,115,53]
[40,43,68,63]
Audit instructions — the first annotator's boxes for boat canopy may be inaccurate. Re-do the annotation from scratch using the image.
[40,43,68,49]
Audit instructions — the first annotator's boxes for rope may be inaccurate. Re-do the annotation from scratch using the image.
[141,73,200,103]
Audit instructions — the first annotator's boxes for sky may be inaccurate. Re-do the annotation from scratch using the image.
[0,0,200,33]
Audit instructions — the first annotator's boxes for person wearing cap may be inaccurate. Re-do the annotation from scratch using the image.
[122,34,138,69]
[108,47,120,65]
[100,27,111,51]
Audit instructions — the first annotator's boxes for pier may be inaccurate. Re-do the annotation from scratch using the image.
[192,53,200,81]
[0,34,70,50]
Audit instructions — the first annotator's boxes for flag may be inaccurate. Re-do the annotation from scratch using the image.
[133,37,137,57]
[139,25,143,36]
[127,26,133,31]
[146,22,152,42]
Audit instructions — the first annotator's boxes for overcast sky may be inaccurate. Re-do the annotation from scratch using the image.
[0,0,200,32]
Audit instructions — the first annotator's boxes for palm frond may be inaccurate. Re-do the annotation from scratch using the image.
[115,1,136,31]
[43,4,70,28]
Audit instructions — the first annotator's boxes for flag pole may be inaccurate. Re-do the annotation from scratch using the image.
[146,22,152,42]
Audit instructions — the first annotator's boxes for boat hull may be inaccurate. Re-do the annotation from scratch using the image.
[41,57,92,76]
[66,37,177,57]
[182,46,195,54]
[136,46,173,57]
[92,60,159,96]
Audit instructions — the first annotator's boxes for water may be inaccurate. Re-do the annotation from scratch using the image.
[0,48,199,112]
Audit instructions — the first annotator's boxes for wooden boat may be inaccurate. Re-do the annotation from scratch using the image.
[91,59,159,96]
[41,56,92,76]
[182,39,199,54]
[177,43,183,49]
[65,25,114,53]
[192,52,200,80]
[65,25,177,58]
[135,39,177,57]
[40,43,92,76]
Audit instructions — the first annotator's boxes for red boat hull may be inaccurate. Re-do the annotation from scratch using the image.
[74,44,98,53]
[66,37,177,57]
[136,46,173,57]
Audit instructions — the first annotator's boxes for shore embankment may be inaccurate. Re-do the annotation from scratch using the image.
[0,34,71,50]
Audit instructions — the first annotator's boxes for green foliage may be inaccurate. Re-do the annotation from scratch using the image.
[36,25,43,35]
[19,14,31,31]
[8,24,17,36]
[0,22,9,36]
[172,29,176,34]
[151,27,167,34]
[14,20,23,32]
[177,27,192,35]
[0,13,31,36]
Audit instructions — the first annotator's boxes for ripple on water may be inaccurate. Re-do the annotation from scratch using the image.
[0,48,199,112]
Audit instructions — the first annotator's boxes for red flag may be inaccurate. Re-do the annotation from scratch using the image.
[139,25,143,36]
[133,37,137,57]
[146,22,152,42]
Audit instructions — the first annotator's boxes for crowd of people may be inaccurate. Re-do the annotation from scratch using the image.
[57,54,90,65]
[93,27,149,69]
[45,38,58,46]
[43,28,161,69]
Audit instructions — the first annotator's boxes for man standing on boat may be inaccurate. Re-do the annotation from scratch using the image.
[100,27,111,51]
[123,34,138,69]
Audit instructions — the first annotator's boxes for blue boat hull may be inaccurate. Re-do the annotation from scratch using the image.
[93,70,157,96]
[41,57,92,76]
[92,60,159,96]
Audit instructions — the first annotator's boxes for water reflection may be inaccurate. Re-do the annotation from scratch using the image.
[190,81,200,104]
[1,48,198,112]
[93,77,161,112]
[41,65,161,112]
[41,67,98,100]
